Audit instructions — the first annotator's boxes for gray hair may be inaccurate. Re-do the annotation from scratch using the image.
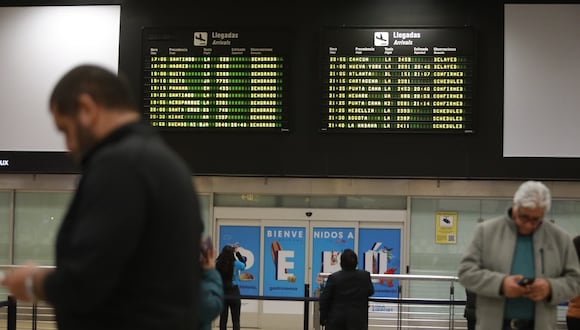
[513,180,551,212]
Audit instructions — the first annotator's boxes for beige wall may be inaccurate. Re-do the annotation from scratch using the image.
[2,174,579,200]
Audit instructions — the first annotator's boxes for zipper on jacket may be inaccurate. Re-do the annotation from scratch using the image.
[540,247,545,274]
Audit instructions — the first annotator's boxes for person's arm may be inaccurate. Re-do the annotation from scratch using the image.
[199,269,224,324]
[199,244,224,323]
[543,235,580,305]
[457,223,509,298]
[1,266,52,302]
[235,249,247,264]
[366,271,375,297]
[318,274,335,326]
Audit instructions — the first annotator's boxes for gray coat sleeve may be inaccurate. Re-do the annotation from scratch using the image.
[544,232,580,305]
[457,222,507,298]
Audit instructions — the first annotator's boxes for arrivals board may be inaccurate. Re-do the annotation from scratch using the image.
[142,28,290,132]
[321,28,475,133]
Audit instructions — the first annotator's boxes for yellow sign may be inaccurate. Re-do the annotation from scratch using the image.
[435,211,457,244]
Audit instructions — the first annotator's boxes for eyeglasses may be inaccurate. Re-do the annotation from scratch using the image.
[517,213,543,225]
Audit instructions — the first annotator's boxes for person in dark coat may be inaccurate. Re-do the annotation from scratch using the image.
[319,249,375,330]
[0,64,202,330]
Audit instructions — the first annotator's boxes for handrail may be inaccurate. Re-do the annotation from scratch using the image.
[0,266,460,281]
[319,272,459,281]
[0,266,462,330]
[0,265,55,269]
[318,273,460,330]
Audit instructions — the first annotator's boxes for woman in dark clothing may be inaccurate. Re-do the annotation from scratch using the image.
[319,249,374,330]
[216,245,246,330]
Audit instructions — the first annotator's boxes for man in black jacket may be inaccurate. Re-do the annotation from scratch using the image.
[319,249,375,330]
[1,65,202,330]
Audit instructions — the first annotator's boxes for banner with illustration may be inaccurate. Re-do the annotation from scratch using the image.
[219,225,260,296]
[358,228,401,298]
[263,226,306,297]
[311,227,355,296]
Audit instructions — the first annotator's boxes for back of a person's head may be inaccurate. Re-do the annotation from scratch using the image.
[219,245,234,257]
[513,180,551,212]
[215,245,235,281]
[340,249,358,271]
[50,64,137,116]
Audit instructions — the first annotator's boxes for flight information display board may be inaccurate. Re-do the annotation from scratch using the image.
[142,28,290,132]
[321,28,475,133]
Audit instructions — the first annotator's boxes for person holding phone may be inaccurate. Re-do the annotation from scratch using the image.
[0,65,203,330]
[199,237,223,330]
[458,181,580,330]
[216,244,246,330]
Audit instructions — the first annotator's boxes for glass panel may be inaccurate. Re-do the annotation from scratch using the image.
[410,198,480,277]
[409,197,500,310]
[303,196,340,208]
[13,191,72,265]
[215,194,407,209]
[278,195,322,208]
[0,191,11,265]
[344,196,407,209]
[214,193,278,207]
[550,199,580,235]
[481,198,511,220]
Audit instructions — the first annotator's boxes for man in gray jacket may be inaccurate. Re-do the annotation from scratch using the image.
[458,180,580,330]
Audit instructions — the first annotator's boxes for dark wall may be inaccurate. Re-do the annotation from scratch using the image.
[121,0,514,179]
[3,0,580,179]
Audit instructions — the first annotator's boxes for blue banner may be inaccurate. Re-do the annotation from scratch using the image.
[219,225,260,296]
[311,227,355,296]
[358,228,401,297]
[263,226,306,297]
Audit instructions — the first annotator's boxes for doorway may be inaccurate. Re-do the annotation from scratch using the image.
[214,207,407,329]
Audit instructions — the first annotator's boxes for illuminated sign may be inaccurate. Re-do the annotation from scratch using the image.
[321,28,475,133]
[142,28,290,132]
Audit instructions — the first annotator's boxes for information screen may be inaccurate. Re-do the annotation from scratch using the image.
[142,28,290,132]
[321,28,475,133]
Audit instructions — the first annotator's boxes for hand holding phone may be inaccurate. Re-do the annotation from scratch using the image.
[518,277,535,286]
[201,236,213,256]
[200,236,215,269]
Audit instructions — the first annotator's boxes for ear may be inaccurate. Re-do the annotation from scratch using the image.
[76,93,99,127]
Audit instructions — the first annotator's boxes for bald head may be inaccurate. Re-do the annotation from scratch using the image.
[49,64,137,116]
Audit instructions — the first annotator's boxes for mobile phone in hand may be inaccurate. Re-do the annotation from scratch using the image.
[200,236,213,258]
[518,277,535,286]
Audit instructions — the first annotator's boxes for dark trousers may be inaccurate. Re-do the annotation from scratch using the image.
[567,316,580,330]
[220,285,241,330]
[466,317,475,330]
